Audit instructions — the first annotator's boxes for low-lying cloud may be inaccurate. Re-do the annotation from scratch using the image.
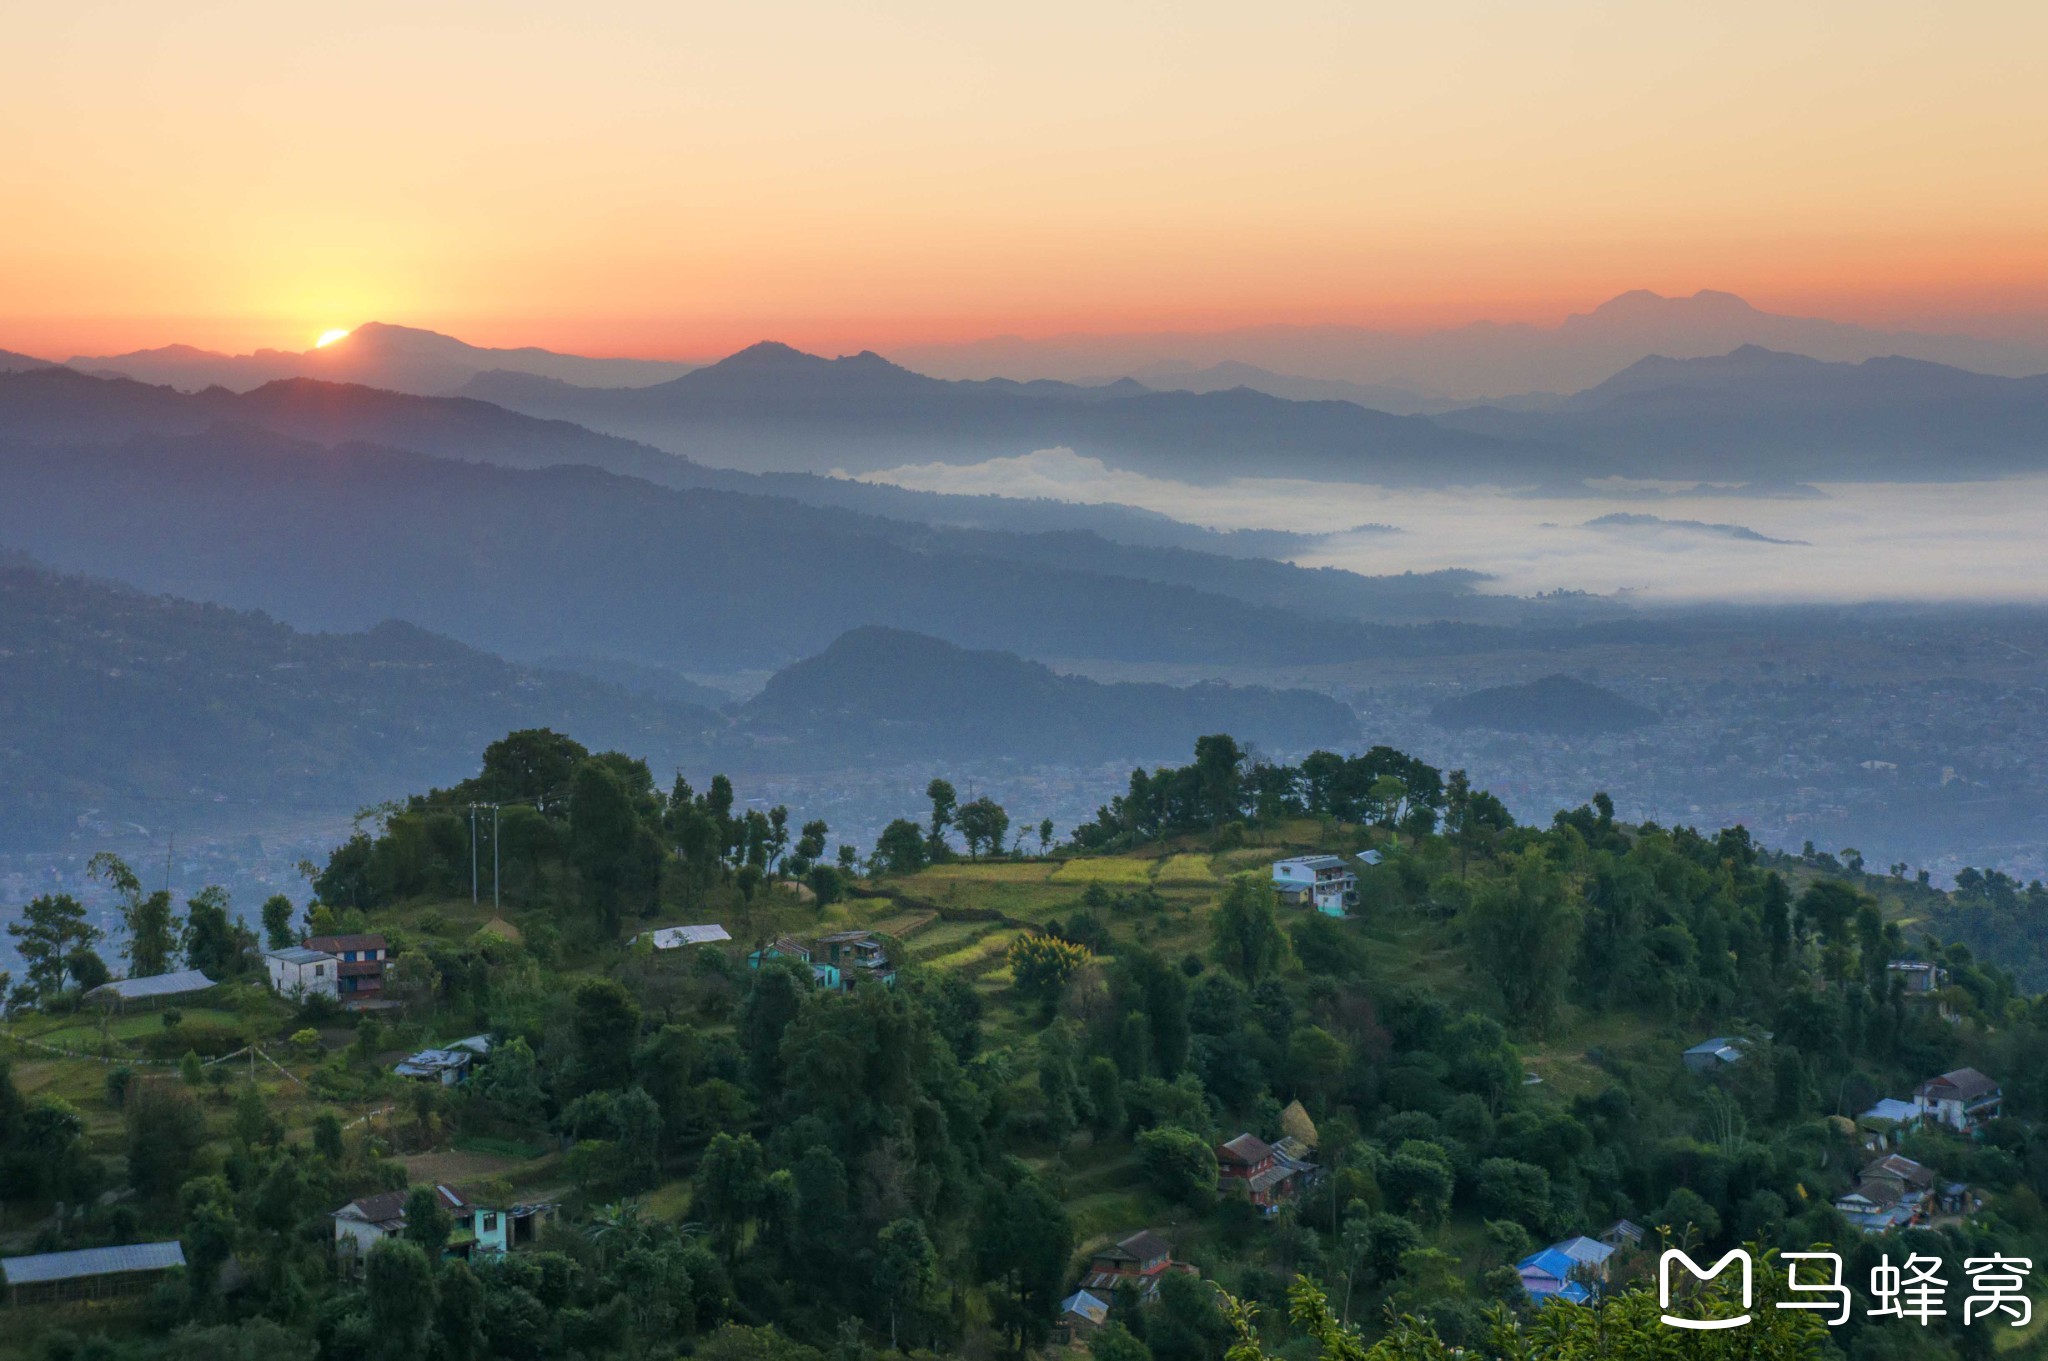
[850,449,2048,603]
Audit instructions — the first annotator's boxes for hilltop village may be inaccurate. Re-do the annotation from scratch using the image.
[2,730,2045,1361]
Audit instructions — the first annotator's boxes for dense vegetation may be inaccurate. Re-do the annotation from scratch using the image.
[3,730,2047,1361]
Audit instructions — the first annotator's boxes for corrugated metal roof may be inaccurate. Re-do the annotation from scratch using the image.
[305,934,386,953]
[267,946,334,965]
[86,969,217,1001]
[2,1241,185,1285]
[645,924,732,948]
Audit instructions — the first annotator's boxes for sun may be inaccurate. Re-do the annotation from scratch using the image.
[314,328,351,348]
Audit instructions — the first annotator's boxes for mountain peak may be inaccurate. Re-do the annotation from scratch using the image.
[1584,288,1761,321]
[714,341,819,368]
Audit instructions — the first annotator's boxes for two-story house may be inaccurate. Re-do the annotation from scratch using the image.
[1215,1133,1305,1211]
[747,937,841,989]
[1915,1067,2003,1133]
[265,945,338,1001]
[817,930,896,988]
[1078,1230,1196,1300]
[1270,856,1357,916]
[305,933,390,1007]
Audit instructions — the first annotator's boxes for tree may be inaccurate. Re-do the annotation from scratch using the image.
[365,1238,438,1361]
[1192,734,1245,825]
[65,946,109,992]
[125,1080,207,1198]
[1039,818,1055,855]
[738,961,807,1090]
[955,796,1011,860]
[874,1217,939,1348]
[804,863,844,906]
[872,819,929,875]
[435,1259,487,1361]
[1382,1141,1454,1225]
[1137,1125,1219,1208]
[571,759,660,934]
[791,819,829,874]
[474,728,589,811]
[184,885,250,979]
[1007,934,1090,1008]
[925,779,958,859]
[1218,1271,1828,1361]
[1473,1157,1552,1231]
[1463,848,1582,1032]
[6,893,101,1000]
[90,852,181,978]
[261,895,297,950]
[1093,1323,1153,1361]
[403,1184,455,1257]
[698,1131,767,1256]
[976,1167,1073,1349]
[570,978,641,1095]
[1210,875,1289,986]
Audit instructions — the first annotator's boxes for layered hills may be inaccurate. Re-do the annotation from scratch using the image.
[0,562,1361,847]
[0,558,720,850]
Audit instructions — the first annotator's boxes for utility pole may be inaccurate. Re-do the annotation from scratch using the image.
[163,833,175,893]
[470,804,479,904]
[492,804,501,914]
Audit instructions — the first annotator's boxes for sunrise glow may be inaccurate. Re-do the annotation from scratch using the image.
[314,328,351,349]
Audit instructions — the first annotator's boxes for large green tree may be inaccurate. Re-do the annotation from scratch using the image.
[1463,848,1582,1032]
[6,893,101,1000]
[1210,874,1290,986]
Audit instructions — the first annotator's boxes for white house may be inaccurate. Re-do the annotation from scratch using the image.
[331,1187,468,1269]
[266,946,339,1001]
[1271,856,1357,915]
[1915,1067,2002,1133]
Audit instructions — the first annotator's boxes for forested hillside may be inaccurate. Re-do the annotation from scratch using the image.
[0,561,718,849]
[4,730,2044,1361]
[734,628,1357,763]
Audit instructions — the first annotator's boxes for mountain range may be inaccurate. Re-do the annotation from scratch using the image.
[61,321,697,396]
[457,340,1583,483]
[0,365,1397,562]
[0,366,1549,631]
[0,421,1491,675]
[1440,345,2048,480]
[892,289,2048,399]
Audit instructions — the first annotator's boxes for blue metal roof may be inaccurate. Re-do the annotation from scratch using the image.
[1518,1247,1577,1280]
[2,1241,185,1285]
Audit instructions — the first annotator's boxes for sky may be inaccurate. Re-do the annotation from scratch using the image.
[5,1,2048,359]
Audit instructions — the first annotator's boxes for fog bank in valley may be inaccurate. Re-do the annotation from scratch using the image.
[854,448,2048,603]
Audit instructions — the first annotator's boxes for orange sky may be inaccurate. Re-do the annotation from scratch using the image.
[4,1,2046,359]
